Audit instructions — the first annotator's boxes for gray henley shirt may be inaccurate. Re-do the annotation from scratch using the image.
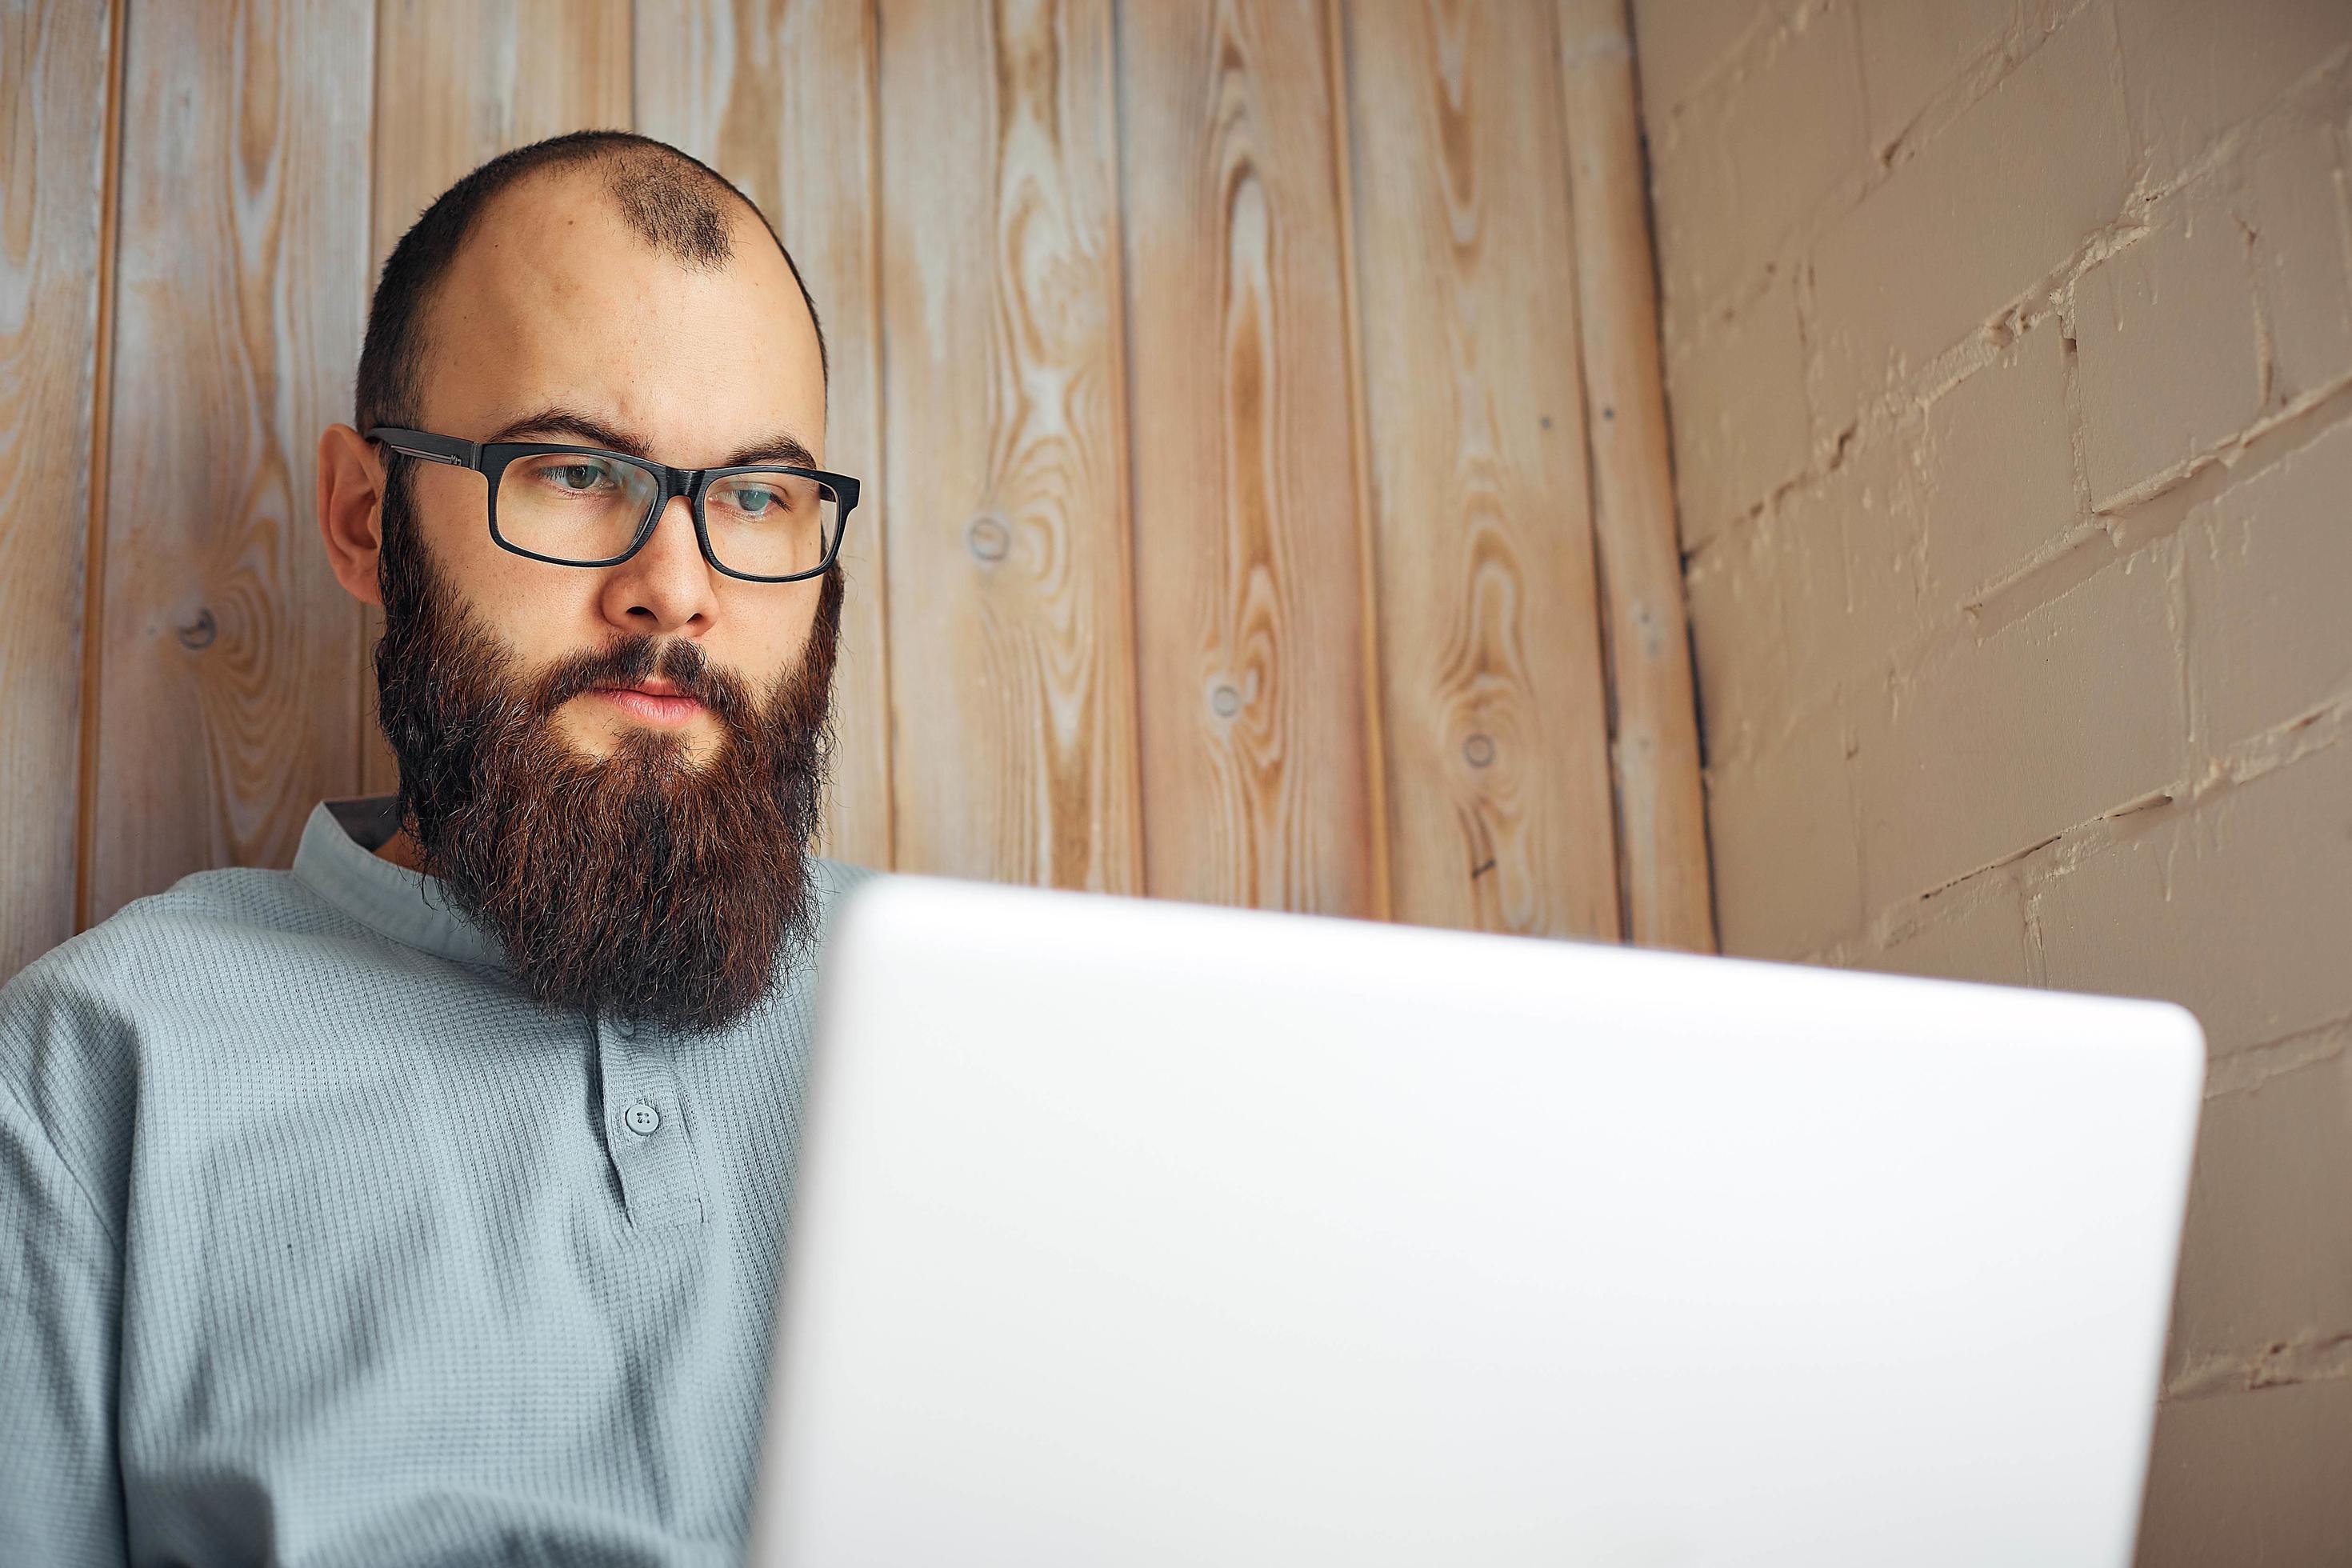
[0,796,874,1565]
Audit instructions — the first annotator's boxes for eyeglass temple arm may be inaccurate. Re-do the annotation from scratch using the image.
[366,427,478,468]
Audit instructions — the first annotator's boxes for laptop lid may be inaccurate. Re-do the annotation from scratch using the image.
[753,876,2202,1566]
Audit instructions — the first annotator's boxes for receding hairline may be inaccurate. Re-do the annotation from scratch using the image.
[528,142,746,270]
[355,130,829,436]
[442,152,811,330]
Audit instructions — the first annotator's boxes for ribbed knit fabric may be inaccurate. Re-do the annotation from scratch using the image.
[0,798,875,1566]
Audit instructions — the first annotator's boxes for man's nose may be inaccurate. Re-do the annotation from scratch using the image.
[599,494,716,635]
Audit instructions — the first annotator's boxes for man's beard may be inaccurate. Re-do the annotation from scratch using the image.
[373,466,839,1035]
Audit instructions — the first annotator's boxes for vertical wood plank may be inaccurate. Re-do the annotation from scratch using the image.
[0,0,118,977]
[369,0,633,281]
[1342,0,1622,938]
[361,0,633,794]
[877,0,1143,891]
[1559,0,1714,950]
[1323,0,1396,922]
[634,0,894,871]
[1118,0,1382,914]
[88,0,376,923]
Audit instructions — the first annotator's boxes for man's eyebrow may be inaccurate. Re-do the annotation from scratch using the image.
[487,407,818,471]
[718,434,820,470]
[487,406,650,456]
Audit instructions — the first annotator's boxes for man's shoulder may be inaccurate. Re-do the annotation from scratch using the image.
[0,866,348,1217]
[0,865,343,1035]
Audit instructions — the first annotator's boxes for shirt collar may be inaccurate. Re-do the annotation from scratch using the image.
[291,796,507,970]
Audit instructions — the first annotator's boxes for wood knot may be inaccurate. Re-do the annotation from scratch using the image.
[1209,683,1242,719]
[1462,733,1496,769]
[176,607,218,651]
[965,514,1011,562]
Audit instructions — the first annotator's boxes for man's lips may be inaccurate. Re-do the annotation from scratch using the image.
[589,682,705,726]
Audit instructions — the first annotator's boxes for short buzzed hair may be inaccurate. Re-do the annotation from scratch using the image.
[354,130,827,438]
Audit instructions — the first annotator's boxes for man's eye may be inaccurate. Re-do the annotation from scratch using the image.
[735,486,783,515]
[549,463,610,492]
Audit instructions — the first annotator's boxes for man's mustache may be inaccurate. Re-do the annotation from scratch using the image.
[531,634,757,729]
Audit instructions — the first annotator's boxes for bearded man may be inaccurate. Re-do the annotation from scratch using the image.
[1,132,867,1566]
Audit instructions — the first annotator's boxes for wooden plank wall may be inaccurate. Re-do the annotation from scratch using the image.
[877,0,1144,892]
[90,0,376,927]
[1350,0,1621,938]
[1122,0,1382,917]
[0,0,118,978]
[0,0,1712,984]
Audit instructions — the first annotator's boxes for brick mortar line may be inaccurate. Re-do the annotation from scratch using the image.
[2088,360,2352,523]
[1681,183,2167,566]
[2166,1333,2352,1406]
[1780,717,2352,974]
[1641,0,1814,140]
[1686,368,2352,782]
[1656,27,2352,389]
[1656,0,2091,369]
[1676,186,2161,578]
[1864,0,2093,173]
[2198,1018,2352,1102]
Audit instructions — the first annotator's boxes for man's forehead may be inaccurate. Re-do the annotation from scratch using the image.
[419,167,824,462]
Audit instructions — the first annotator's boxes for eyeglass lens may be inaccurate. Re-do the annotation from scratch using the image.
[497,453,840,578]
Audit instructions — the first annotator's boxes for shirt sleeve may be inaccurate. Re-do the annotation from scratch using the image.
[0,1005,129,1566]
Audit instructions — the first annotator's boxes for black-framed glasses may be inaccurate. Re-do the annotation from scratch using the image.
[367,426,859,584]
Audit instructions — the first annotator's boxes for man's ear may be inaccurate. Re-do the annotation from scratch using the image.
[317,423,386,608]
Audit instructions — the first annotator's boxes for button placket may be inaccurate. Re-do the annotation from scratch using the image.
[594,1012,706,1228]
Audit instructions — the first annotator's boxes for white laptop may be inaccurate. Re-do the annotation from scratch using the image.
[750,876,2202,1567]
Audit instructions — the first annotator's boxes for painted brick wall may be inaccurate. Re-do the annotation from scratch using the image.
[1632,0,2352,1556]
